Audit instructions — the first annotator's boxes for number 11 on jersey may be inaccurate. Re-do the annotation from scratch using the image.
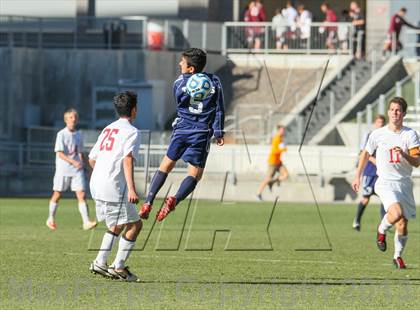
[389,148,401,163]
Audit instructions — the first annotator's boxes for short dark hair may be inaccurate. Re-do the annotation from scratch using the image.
[400,7,407,13]
[113,91,137,117]
[276,124,285,130]
[321,2,330,8]
[182,48,207,73]
[388,96,407,113]
[375,114,386,122]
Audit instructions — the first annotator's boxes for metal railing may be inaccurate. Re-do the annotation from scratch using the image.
[356,71,420,146]
[222,21,354,55]
[0,15,223,52]
[402,29,420,58]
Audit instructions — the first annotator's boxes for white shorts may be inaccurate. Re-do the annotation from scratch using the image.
[374,178,416,219]
[95,200,140,229]
[53,172,86,192]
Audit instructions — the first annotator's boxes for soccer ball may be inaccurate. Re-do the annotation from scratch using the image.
[186,73,213,101]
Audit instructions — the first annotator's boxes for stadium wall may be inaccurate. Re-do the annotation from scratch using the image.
[0,47,231,142]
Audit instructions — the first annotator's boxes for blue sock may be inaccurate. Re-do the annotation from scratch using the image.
[175,176,198,204]
[145,170,168,205]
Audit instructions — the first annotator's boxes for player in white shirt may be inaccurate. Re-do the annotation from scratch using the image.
[352,97,420,269]
[89,91,142,282]
[46,109,97,231]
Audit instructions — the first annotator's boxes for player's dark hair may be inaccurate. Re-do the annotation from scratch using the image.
[276,124,285,130]
[113,91,137,117]
[321,2,330,9]
[375,114,386,122]
[400,7,407,13]
[388,97,407,113]
[182,48,207,73]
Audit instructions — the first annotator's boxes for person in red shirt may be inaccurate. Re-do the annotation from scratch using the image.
[244,0,266,49]
[320,2,338,50]
[383,7,420,55]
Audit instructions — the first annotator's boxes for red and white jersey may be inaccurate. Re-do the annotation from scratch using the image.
[365,126,420,181]
[89,118,141,202]
[54,127,83,176]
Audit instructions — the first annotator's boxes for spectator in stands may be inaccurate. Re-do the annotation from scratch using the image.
[272,8,287,49]
[320,2,338,50]
[382,7,420,57]
[350,1,365,59]
[296,4,312,48]
[281,1,298,48]
[244,0,266,49]
[338,9,351,51]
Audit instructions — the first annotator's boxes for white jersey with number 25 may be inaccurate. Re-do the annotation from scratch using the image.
[365,126,420,181]
[89,118,141,203]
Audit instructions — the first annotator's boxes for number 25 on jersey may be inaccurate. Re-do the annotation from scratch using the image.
[100,128,119,151]
[389,148,401,164]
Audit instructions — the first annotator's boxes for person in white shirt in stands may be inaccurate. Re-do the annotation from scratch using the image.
[297,4,312,47]
[46,108,97,231]
[352,97,420,269]
[89,91,142,282]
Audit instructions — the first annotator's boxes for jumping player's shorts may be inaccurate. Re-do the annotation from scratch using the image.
[53,171,86,192]
[361,175,377,197]
[95,200,140,228]
[166,118,213,168]
[374,178,416,219]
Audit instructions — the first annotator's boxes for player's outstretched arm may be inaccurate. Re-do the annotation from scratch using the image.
[352,150,369,192]
[394,147,420,168]
[123,153,139,204]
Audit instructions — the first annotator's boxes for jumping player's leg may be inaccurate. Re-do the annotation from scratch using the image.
[174,164,203,203]
[144,156,176,205]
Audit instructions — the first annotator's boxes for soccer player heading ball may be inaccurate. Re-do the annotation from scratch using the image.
[140,47,225,221]
[352,97,420,269]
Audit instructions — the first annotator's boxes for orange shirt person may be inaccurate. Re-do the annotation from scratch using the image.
[256,125,289,201]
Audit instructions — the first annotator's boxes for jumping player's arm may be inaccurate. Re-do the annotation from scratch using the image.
[212,77,225,146]
[123,131,141,204]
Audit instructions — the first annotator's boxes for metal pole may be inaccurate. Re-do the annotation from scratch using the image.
[378,94,385,115]
[371,49,376,76]
[329,92,335,120]
[415,71,420,107]
[142,17,148,49]
[37,17,42,49]
[395,81,402,97]
[183,19,189,48]
[264,25,268,54]
[74,18,77,49]
[351,70,356,97]
[221,23,227,56]
[391,32,397,56]
[164,20,169,48]
[366,104,373,127]
[357,111,363,149]
[318,149,324,187]
[202,22,207,50]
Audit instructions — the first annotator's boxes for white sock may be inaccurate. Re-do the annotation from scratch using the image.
[48,201,58,220]
[112,237,136,270]
[394,233,408,259]
[78,202,90,224]
[95,232,118,266]
[378,215,393,234]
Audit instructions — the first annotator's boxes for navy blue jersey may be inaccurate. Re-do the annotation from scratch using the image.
[173,72,225,138]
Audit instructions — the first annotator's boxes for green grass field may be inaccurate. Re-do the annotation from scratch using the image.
[1,198,419,309]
